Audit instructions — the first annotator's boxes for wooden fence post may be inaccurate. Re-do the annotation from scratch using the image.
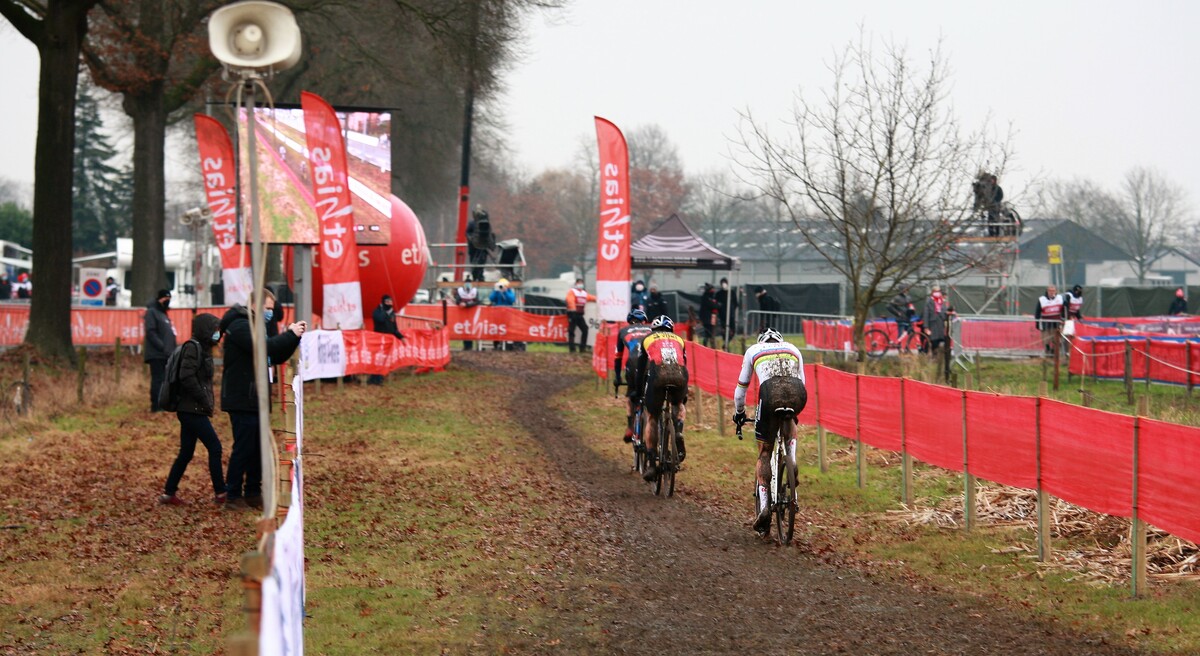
[1144,338,1152,391]
[855,366,864,489]
[901,378,912,507]
[1036,397,1051,563]
[114,337,122,386]
[713,349,725,437]
[1187,340,1194,399]
[1124,340,1134,405]
[1131,396,1149,597]
[76,347,87,404]
[815,358,826,474]
[962,389,975,532]
[1052,329,1062,392]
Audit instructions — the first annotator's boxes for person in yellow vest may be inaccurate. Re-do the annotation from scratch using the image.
[565,278,595,353]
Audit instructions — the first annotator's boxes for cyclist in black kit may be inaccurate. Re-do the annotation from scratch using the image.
[614,309,652,442]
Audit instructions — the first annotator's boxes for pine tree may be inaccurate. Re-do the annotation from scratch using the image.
[73,81,132,254]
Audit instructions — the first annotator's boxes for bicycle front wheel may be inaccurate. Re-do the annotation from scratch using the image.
[864,329,890,358]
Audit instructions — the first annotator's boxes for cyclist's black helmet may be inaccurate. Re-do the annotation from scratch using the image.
[627,309,648,323]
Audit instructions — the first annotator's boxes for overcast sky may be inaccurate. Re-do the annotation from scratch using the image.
[2,1,1198,216]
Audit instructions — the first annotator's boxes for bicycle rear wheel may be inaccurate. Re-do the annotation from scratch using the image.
[774,437,797,545]
[904,331,930,355]
[655,402,676,497]
[864,329,890,358]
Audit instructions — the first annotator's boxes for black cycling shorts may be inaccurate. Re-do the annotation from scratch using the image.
[625,363,641,400]
[644,363,689,412]
[755,375,807,443]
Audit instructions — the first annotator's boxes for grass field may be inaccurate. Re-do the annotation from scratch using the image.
[1,345,1198,653]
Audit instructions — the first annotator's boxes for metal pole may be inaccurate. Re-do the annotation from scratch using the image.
[245,82,276,518]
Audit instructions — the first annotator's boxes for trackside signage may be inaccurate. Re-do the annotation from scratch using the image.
[193,114,252,305]
[594,116,631,322]
[302,91,364,330]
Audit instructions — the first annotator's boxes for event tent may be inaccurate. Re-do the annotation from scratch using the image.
[630,214,741,271]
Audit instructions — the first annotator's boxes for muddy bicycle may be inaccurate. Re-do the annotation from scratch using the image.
[864,318,929,358]
[647,384,682,497]
[736,408,797,545]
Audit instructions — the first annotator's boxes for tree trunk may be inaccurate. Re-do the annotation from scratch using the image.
[24,1,93,363]
[127,89,167,306]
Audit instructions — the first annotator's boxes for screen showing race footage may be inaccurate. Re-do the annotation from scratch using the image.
[237,107,392,245]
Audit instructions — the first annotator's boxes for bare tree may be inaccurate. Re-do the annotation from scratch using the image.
[1026,178,1122,231]
[734,36,1011,358]
[682,169,754,253]
[625,124,689,236]
[1110,167,1188,283]
[0,0,99,362]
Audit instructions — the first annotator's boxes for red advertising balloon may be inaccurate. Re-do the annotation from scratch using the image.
[311,194,428,319]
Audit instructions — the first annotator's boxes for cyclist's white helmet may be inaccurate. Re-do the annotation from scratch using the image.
[650,315,674,332]
[758,328,783,344]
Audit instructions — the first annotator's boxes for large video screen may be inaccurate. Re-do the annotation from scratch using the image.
[237,106,392,245]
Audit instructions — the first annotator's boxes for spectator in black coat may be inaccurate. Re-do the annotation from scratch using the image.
[0,272,10,300]
[698,282,719,347]
[219,288,306,510]
[645,282,669,321]
[1169,288,1188,316]
[369,295,405,385]
[715,277,739,344]
[755,286,781,332]
[143,289,177,412]
[158,313,225,506]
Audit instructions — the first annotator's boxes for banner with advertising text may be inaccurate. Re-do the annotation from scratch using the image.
[301,91,363,330]
[594,117,631,322]
[401,304,570,343]
[297,328,450,381]
[193,114,252,306]
[0,305,294,347]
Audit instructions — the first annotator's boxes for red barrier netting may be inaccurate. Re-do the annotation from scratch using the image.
[798,363,817,426]
[1039,400,1133,518]
[1138,417,1200,544]
[592,329,609,379]
[814,366,857,439]
[902,380,963,472]
[687,342,717,396]
[965,392,1038,490]
[342,327,450,373]
[857,375,902,451]
[957,319,1042,351]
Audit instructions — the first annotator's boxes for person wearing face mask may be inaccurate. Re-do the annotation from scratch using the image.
[219,287,307,510]
[565,278,595,353]
[715,277,739,347]
[158,313,226,506]
[630,280,648,312]
[921,285,950,355]
[369,295,406,384]
[144,289,177,412]
[455,279,479,351]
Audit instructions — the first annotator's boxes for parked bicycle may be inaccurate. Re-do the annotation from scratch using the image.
[735,408,797,545]
[864,317,929,358]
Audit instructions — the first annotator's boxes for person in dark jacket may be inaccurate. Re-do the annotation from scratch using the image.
[754,286,781,332]
[645,282,669,321]
[144,289,177,412]
[921,286,950,354]
[698,282,719,347]
[1169,288,1188,316]
[220,288,306,510]
[369,294,405,385]
[0,272,11,300]
[715,277,739,346]
[158,313,225,506]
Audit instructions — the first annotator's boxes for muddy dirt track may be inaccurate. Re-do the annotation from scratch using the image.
[462,352,1152,656]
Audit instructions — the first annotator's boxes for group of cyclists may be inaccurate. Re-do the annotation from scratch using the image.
[613,309,808,536]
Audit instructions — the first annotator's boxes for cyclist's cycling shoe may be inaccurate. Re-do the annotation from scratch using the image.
[642,460,659,482]
[753,506,771,535]
[623,428,634,443]
[675,431,686,463]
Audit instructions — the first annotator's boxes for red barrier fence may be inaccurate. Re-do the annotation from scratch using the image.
[1069,336,1200,386]
[0,304,300,347]
[593,336,1200,547]
[404,304,569,343]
